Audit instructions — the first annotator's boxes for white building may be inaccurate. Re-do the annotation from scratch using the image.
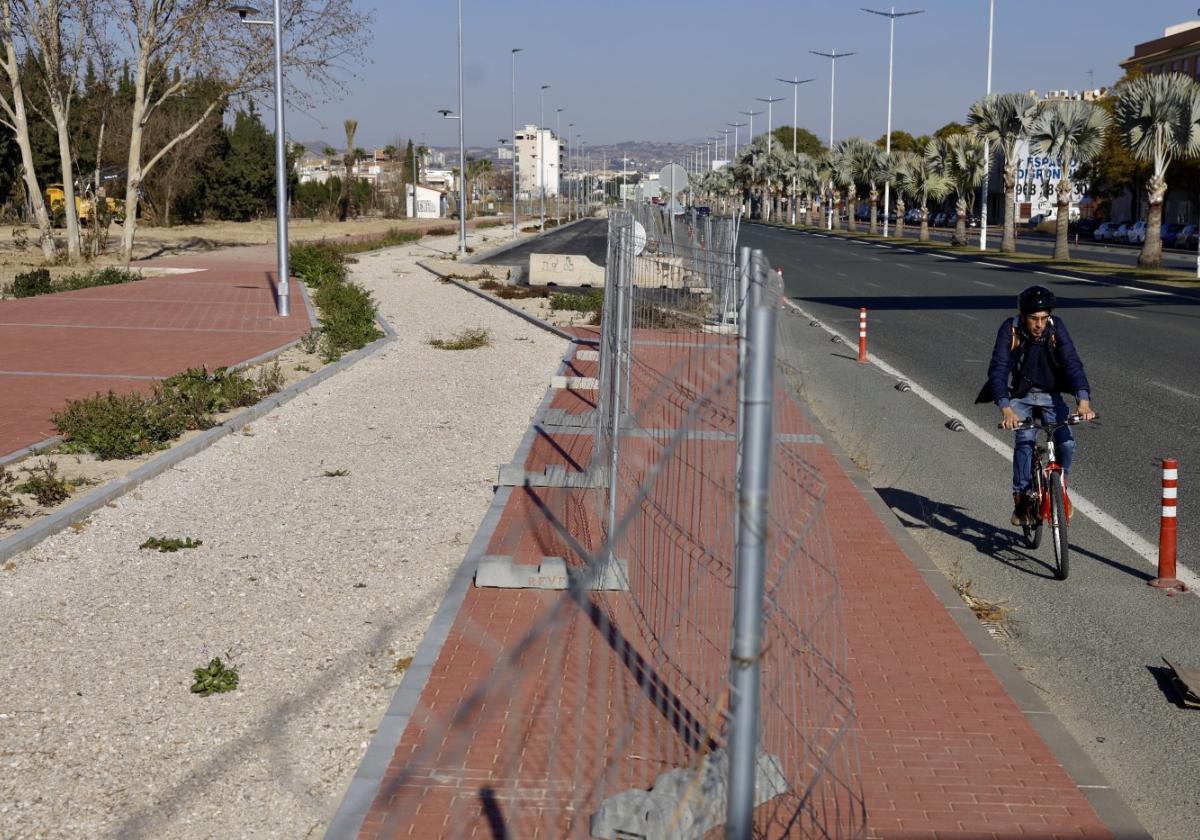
[406,184,447,219]
[514,123,562,198]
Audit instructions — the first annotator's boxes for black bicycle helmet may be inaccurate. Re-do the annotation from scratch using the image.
[1017,285,1056,314]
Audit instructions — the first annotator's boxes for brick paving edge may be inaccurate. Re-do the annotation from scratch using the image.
[791,391,1151,839]
[321,340,580,840]
[0,297,392,565]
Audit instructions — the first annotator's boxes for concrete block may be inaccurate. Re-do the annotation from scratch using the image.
[575,349,600,361]
[529,253,606,287]
[551,375,599,390]
[590,748,786,839]
[474,556,628,591]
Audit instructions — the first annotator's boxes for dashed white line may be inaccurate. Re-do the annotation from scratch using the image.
[1104,310,1137,320]
[1120,284,1172,297]
[972,280,995,288]
[978,261,1007,268]
[782,297,1200,595]
[932,271,948,277]
[955,313,978,320]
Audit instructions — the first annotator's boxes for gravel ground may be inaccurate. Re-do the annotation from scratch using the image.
[0,230,566,839]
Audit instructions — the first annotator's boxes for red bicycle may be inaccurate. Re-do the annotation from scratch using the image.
[1005,413,1094,580]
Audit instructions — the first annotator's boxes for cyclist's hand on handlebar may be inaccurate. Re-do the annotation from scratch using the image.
[1076,399,1096,423]
[1000,406,1022,430]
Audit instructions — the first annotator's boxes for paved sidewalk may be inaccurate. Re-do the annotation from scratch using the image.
[336,330,1145,838]
[0,245,308,459]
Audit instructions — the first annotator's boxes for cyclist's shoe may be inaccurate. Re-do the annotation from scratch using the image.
[1010,493,1026,526]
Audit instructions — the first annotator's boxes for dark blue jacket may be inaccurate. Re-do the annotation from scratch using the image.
[983,315,1091,408]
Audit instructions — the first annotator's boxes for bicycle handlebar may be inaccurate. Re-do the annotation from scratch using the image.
[997,413,1097,431]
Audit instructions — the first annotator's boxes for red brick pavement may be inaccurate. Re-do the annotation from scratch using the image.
[0,245,309,459]
[358,334,1118,839]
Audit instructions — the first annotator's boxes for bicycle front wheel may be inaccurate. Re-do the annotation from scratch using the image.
[1049,471,1070,580]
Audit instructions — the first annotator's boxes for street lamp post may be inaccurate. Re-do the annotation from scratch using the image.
[510,47,522,239]
[739,109,762,148]
[756,96,784,155]
[811,49,855,230]
[454,0,466,255]
[539,84,550,229]
[776,76,815,224]
[980,0,995,251]
[726,121,745,159]
[863,7,924,238]
[556,107,564,226]
[231,2,290,315]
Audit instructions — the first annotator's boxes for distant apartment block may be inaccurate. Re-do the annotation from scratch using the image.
[514,124,562,198]
[1121,19,1200,79]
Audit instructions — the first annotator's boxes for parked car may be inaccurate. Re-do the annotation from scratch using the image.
[1178,224,1199,250]
[1112,221,1133,243]
[905,208,922,224]
[946,211,959,227]
[932,211,947,227]
[854,205,871,222]
[1093,221,1117,242]
[1162,223,1185,248]
[1073,219,1100,239]
[1127,220,1147,245]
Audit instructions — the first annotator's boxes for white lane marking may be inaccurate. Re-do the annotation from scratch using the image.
[870,257,882,262]
[932,271,948,277]
[783,298,1200,595]
[978,261,1007,268]
[1038,271,1095,283]
[866,282,882,288]
[836,271,848,278]
[972,280,995,288]
[1120,284,1172,297]
[896,263,912,269]
[1105,310,1137,320]
[936,255,957,261]
[1150,381,1200,400]
[955,313,978,320]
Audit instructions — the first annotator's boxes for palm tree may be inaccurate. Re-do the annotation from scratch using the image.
[1115,73,1200,268]
[790,152,818,225]
[1029,100,1111,260]
[899,141,951,242]
[338,119,358,222]
[829,140,860,231]
[929,134,988,245]
[890,151,918,239]
[851,140,888,235]
[967,92,1038,252]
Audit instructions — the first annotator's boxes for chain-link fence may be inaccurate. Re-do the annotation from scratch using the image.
[360,209,864,839]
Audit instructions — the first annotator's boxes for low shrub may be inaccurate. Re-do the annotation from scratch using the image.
[0,468,21,523]
[315,279,383,361]
[299,328,323,354]
[475,219,505,229]
[140,535,203,552]
[428,327,491,350]
[425,225,457,236]
[13,461,71,506]
[550,289,603,313]
[289,242,346,288]
[191,656,238,696]
[53,366,280,460]
[9,268,52,298]
[59,267,139,291]
[335,228,422,254]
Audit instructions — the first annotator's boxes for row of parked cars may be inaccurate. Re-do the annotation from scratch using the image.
[850,206,979,227]
[1078,219,1199,249]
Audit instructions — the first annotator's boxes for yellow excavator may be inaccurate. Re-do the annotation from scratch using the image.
[44,184,126,225]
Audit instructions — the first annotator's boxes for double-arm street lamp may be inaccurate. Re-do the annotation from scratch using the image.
[863,7,924,237]
[726,121,746,159]
[539,83,550,229]
[811,49,855,229]
[739,109,762,148]
[231,3,290,316]
[510,47,522,239]
[437,108,465,252]
[777,76,815,224]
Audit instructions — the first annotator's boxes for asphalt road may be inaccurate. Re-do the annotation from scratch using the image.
[485,218,609,270]
[741,222,1200,839]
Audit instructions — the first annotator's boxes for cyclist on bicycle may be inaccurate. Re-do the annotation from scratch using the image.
[979,285,1096,526]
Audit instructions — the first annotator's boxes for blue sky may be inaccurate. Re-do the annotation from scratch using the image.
[295,1,1170,150]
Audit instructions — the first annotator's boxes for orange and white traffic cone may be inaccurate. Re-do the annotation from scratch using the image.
[857,307,868,364]
[1149,458,1188,593]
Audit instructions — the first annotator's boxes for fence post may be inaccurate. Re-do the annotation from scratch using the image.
[605,222,630,560]
[726,251,778,839]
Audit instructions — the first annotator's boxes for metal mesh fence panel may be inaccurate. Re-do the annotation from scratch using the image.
[361,214,864,839]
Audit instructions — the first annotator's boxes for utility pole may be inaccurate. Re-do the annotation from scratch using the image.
[510,47,522,238]
[726,121,746,159]
[980,0,995,251]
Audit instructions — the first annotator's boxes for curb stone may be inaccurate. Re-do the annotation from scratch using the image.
[322,339,580,840]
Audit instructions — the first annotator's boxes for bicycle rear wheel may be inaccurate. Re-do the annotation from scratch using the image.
[1049,471,1069,580]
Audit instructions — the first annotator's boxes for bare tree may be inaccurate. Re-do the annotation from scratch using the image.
[16,0,103,262]
[0,0,56,259]
[109,0,370,261]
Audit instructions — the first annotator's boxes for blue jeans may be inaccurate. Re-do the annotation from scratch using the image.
[1010,391,1075,494]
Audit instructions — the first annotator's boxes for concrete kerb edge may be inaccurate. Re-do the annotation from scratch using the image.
[0,435,61,468]
[0,309,396,566]
[417,260,597,346]
[790,396,1151,840]
[322,340,582,840]
[752,220,1200,301]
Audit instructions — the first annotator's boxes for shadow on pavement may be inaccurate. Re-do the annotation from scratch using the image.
[876,486,1153,583]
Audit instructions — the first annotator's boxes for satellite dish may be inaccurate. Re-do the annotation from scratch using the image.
[658,163,688,197]
[632,221,647,255]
